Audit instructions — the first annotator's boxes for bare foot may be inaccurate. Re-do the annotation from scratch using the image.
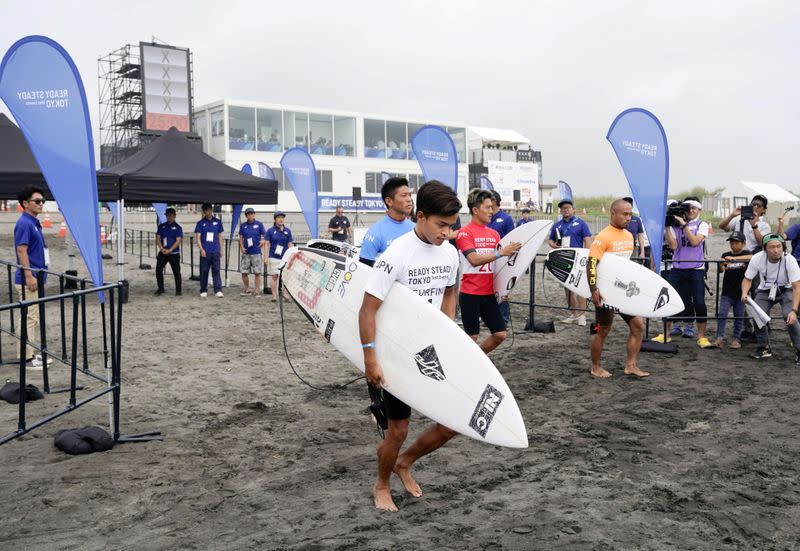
[393,464,423,497]
[373,483,398,512]
[591,366,612,378]
[623,366,650,377]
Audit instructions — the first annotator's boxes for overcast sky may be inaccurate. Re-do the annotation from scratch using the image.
[2,0,798,196]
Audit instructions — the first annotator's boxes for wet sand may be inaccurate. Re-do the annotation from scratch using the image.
[1,217,799,550]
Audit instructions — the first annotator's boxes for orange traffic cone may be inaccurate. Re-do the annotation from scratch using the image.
[42,210,53,229]
[58,221,67,238]
[100,225,107,244]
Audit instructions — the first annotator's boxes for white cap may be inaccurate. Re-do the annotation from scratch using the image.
[683,200,702,210]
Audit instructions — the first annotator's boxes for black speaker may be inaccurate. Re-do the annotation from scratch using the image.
[513,190,521,202]
[352,187,362,201]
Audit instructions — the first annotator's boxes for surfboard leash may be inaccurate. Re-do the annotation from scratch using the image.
[278,270,365,392]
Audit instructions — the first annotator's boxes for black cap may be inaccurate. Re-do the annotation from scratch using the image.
[727,231,746,242]
[274,211,286,219]
[165,207,176,215]
[558,199,573,208]
[201,202,213,211]
[244,207,255,214]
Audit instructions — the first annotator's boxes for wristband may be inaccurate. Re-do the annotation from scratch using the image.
[361,342,376,349]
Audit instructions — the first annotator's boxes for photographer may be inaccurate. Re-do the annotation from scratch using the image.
[718,195,770,251]
[741,234,800,365]
[652,198,714,348]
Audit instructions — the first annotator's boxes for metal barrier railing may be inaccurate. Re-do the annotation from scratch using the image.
[520,254,786,340]
[0,261,160,445]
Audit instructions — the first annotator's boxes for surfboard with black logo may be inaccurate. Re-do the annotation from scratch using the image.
[493,220,553,303]
[280,246,528,448]
[545,247,684,318]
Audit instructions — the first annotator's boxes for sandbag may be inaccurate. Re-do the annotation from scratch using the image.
[54,426,114,455]
[0,382,44,404]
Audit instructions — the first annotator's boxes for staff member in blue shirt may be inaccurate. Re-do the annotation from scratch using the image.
[548,198,593,325]
[155,207,183,296]
[239,207,266,296]
[266,212,294,302]
[488,190,515,238]
[623,197,646,259]
[194,202,225,298]
[516,207,532,227]
[14,185,50,368]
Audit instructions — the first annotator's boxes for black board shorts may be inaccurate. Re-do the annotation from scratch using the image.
[382,390,411,421]
[596,306,634,327]
[459,292,507,336]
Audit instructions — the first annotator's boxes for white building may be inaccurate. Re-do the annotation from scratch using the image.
[193,99,545,215]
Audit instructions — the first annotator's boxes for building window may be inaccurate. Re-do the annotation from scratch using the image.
[446,127,466,163]
[334,116,355,156]
[364,119,385,158]
[408,174,424,193]
[284,111,309,151]
[407,122,424,160]
[194,114,208,150]
[256,108,282,152]
[316,170,333,192]
[387,121,407,160]
[365,172,379,194]
[210,110,224,137]
[309,113,333,155]
[228,106,255,150]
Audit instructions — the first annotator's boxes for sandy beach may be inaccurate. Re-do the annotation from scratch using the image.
[1,214,799,550]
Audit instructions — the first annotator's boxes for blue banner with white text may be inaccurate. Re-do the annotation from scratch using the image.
[153,202,167,224]
[230,163,250,239]
[281,148,318,238]
[606,108,669,271]
[319,196,386,212]
[258,161,275,180]
[410,125,458,191]
[0,36,103,296]
[558,180,573,204]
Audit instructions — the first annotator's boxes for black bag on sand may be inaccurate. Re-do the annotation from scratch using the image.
[0,382,44,404]
[54,426,115,455]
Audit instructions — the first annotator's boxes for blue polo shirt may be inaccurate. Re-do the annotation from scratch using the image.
[516,217,531,227]
[156,222,183,254]
[14,212,48,285]
[549,216,592,248]
[785,223,800,261]
[359,215,414,263]
[627,215,644,245]
[266,225,293,259]
[239,220,267,255]
[489,209,515,238]
[194,217,224,254]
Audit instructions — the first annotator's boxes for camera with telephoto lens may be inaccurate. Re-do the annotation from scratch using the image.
[665,203,689,227]
[740,205,754,221]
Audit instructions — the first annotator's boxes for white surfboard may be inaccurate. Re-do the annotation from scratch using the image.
[280,246,528,448]
[306,238,359,257]
[545,247,685,318]
[494,220,553,302]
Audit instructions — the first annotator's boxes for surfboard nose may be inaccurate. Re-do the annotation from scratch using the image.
[490,398,529,449]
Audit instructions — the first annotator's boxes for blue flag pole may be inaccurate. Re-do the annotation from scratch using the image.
[0,35,104,298]
[606,108,670,272]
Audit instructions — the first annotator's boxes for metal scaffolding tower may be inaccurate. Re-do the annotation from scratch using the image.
[98,42,195,169]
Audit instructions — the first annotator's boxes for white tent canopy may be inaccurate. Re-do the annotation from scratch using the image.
[711,181,800,224]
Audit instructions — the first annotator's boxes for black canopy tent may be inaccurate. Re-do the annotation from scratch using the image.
[0,113,53,199]
[97,126,278,203]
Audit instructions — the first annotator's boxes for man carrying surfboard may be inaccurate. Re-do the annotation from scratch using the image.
[359,181,462,512]
[456,189,522,353]
[359,177,414,267]
[588,198,649,378]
